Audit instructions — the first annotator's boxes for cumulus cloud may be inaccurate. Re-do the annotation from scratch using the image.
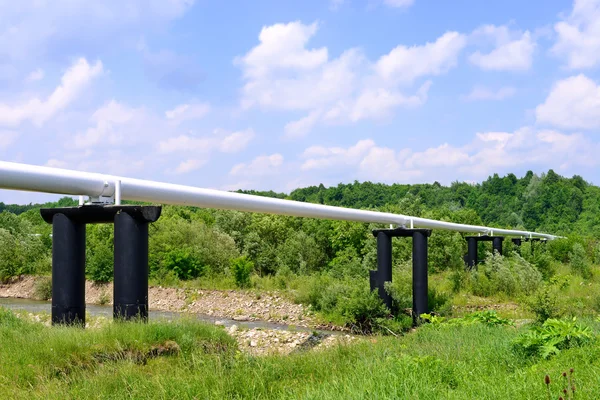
[463,86,516,101]
[165,102,210,122]
[469,25,535,71]
[0,130,17,149]
[383,0,415,7]
[236,21,464,137]
[73,100,143,149]
[173,159,207,174]
[551,0,600,69]
[299,128,599,183]
[25,68,44,83]
[158,128,255,154]
[230,153,284,176]
[0,1,195,62]
[536,74,600,129]
[0,58,103,127]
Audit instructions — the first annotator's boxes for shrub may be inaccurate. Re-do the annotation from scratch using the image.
[514,317,594,359]
[87,241,114,283]
[527,285,562,323]
[569,243,592,279]
[231,256,253,288]
[464,310,513,326]
[33,276,52,301]
[163,248,205,280]
[468,252,542,297]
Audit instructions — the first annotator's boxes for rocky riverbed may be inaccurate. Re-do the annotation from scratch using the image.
[0,276,359,355]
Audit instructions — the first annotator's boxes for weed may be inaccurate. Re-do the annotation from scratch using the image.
[527,285,563,323]
[98,289,110,306]
[231,256,253,289]
[33,276,52,301]
[514,318,594,359]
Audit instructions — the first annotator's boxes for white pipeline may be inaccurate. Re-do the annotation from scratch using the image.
[0,161,559,239]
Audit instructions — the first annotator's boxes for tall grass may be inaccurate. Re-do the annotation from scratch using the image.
[2,307,600,399]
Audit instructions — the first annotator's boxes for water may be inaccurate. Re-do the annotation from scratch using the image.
[0,297,338,334]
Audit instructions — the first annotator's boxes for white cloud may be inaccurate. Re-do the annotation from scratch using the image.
[45,159,67,168]
[463,86,516,101]
[469,25,535,71]
[158,128,255,154]
[284,111,321,139]
[73,100,142,149]
[219,129,256,153]
[0,58,103,127]
[299,127,599,183]
[0,130,17,149]
[551,0,600,69]
[237,22,465,137]
[0,1,195,62]
[25,68,44,83]
[230,153,284,176]
[536,74,600,129]
[174,159,207,174]
[375,31,466,84]
[236,21,328,80]
[383,0,415,7]
[165,102,210,122]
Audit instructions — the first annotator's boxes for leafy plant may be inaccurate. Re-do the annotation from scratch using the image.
[527,285,562,323]
[163,248,205,280]
[514,318,593,359]
[231,256,253,288]
[463,310,513,326]
[33,276,52,301]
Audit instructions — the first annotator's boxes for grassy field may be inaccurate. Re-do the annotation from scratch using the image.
[1,307,599,399]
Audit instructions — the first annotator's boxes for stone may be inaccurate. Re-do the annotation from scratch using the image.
[233,315,249,321]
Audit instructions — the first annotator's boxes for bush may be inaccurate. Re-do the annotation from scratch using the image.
[569,243,592,279]
[87,241,114,283]
[33,276,52,301]
[231,256,253,288]
[468,252,542,297]
[527,285,562,323]
[514,317,594,359]
[163,248,205,280]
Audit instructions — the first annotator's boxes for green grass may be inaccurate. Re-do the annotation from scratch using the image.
[2,307,600,399]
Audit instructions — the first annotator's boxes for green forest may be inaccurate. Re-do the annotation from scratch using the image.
[1,169,599,333]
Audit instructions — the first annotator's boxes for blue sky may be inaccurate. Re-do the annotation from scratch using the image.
[1,0,600,204]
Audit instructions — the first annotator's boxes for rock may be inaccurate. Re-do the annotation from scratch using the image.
[233,315,249,321]
[250,340,258,347]
[215,320,225,326]
[229,324,238,333]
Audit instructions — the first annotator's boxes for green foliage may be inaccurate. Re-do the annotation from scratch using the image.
[421,310,513,327]
[468,252,542,297]
[231,256,253,288]
[163,248,205,280]
[86,225,114,283]
[33,276,52,301]
[464,310,513,326]
[514,317,594,359]
[569,243,592,278]
[527,285,563,323]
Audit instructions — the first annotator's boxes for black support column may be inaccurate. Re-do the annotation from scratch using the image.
[114,211,149,321]
[412,230,429,324]
[511,238,522,246]
[466,237,478,269]
[492,237,504,256]
[371,227,432,325]
[51,214,86,326]
[41,205,161,327]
